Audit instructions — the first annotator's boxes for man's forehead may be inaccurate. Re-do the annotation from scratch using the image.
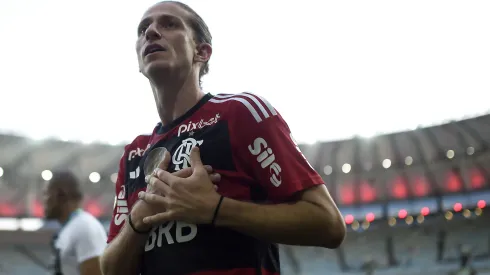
[141,2,190,21]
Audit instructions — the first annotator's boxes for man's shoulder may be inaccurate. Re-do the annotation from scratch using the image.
[61,212,106,240]
[209,92,277,124]
[122,124,160,160]
[72,212,104,230]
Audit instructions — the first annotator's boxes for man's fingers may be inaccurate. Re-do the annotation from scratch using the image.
[157,150,172,170]
[171,166,213,179]
[155,168,179,186]
[143,212,173,225]
[189,147,204,169]
[138,191,168,207]
[203,165,213,173]
[148,176,171,195]
[209,173,221,183]
[173,167,193,178]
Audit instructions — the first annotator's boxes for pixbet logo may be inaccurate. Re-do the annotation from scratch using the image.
[128,144,151,161]
[177,113,220,137]
[113,186,128,226]
[248,137,282,187]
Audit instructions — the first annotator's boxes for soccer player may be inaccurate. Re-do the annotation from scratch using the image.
[101,1,346,275]
[43,171,106,275]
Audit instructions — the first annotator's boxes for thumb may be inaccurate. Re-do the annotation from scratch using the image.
[158,150,172,171]
[189,146,204,170]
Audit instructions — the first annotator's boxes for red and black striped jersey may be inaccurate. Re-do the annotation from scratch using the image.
[108,92,324,275]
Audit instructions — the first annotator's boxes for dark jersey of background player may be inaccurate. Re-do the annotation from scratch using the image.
[107,92,324,274]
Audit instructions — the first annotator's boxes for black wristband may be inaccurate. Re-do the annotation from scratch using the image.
[211,195,224,226]
[128,213,151,234]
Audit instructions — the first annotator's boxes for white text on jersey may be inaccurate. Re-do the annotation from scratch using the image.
[248,137,282,187]
[144,221,197,251]
[177,113,220,137]
[113,186,129,226]
[128,144,151,161]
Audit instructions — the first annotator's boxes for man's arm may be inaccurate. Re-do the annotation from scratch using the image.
[221,93,345,248]
[100,146,149,275]
[100,201,151,275]
[215,184,345,248]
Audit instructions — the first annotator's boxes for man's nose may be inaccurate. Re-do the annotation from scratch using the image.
[145,23,162,41]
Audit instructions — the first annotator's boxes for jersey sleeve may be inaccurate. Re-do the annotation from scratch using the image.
[107,150,128,243]
[231,93,324,203]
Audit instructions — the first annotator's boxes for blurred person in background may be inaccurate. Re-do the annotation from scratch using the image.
[43,171,106,275]
[451,246,477,275]
[100,1,346,275]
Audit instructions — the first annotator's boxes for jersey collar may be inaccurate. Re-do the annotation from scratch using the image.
[157,93,213,135]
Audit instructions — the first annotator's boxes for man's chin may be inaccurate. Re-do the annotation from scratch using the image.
[143,60,173,76]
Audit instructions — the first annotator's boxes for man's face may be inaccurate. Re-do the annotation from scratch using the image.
[136,2,197,77]
[42,182,61,219]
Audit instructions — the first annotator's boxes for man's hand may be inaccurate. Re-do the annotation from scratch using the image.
[138,147,221,225]
[131,148,220,231]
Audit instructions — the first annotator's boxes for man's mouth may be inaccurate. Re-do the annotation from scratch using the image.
[143,44,167,57]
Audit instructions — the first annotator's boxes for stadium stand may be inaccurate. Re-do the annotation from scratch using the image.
[1,114,490,274]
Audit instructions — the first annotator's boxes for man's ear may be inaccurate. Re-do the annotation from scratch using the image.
[194,43,212,63]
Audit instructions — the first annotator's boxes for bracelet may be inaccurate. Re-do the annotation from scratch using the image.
[211,195,224,226]
[128,213,151,234]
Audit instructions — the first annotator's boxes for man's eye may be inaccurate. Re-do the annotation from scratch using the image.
[138,26,147,36]
[163,22,176,29]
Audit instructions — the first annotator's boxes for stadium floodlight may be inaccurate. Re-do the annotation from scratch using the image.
[344,214,354,225]
[342,163,351,174]
[445,211,453,220]
[110,173,118,184]
[366,212,375,222]
[398,209,408,219]
[351,220,359,230]
[361,221,370,230]
[89,172,101,183]
[453,202,463,212]
[323,165,332,175]
[475,208,482,216]
[0,167,3,177]
[405,156,413,166]
[446,150,455,159]
[41,170,53,181]
[382,159,391,169]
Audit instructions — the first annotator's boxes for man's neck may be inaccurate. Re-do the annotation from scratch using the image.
[150,74,205,126]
